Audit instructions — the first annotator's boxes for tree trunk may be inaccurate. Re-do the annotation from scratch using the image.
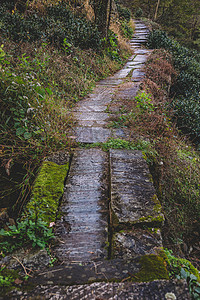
[154,0,160,21]
[92,0,110,37]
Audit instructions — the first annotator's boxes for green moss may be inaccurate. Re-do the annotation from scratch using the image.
[132,254,169,282]
[152,194,162,214]
[138,214,164,226]
[26,161,69,224]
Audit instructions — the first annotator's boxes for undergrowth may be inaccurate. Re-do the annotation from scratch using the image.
[0,1,132,217]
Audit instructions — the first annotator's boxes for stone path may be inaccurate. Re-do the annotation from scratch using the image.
[7,21,191,299]
[74,21,151,144]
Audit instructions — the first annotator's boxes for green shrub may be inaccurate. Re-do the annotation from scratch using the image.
[120,20,134,39]
[116,4,131,22]
[135,7,143,18]
[0,3,101,50]
[164,249,200,299]
[147,30,200,142]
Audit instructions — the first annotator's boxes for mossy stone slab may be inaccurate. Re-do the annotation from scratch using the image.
[27,255,169,286]
[110,149,164,227]
[26,159,69,224]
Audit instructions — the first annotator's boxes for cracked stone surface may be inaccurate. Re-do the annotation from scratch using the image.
[114,228,163,259]
[110,149,164,226]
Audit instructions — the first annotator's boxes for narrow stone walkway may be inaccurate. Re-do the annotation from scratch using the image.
[54,149,108,262]
[8,21,191,299]
[74,21,151,144]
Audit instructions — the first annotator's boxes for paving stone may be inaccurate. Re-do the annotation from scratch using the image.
[97,78,123,86]
[9,280,191,299]
[54,149,109,262]
[134,49,151,55]
[110,149,164,227]
[133,54,148,64]
[27,259,141,287]
[112,68,133,79]
[132,69,145,80]
[75,127,111,143]
[74,111,109,122]
[114,228,163,259]
[115,82,140,100]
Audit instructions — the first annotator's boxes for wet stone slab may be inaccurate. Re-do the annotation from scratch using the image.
[54,149,109,262]
[134,49,151,55]
[114,228,162,260]
[74,111,109,122]
[110,149,164,227]
[133,54,148,64]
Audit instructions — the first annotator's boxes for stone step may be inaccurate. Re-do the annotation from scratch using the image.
[109,149,164,228]
[25,254,170,286]
[97,78,123,86]
[132,69,145,81]
[133,54,149,63]
[16,280,190,299]
[54,149,109,262]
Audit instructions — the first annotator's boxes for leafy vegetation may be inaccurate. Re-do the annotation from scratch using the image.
[0,3,100,49]
[165,249,200,299]
[147,30,200,144]
[80,137,155,154]
[0,214,54,256]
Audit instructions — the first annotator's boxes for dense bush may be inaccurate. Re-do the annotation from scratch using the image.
[147,30,200,142]
[116,3,131,22]
[0,3,101,49]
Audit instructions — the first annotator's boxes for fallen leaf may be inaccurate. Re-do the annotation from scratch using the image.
[14,278,23,285]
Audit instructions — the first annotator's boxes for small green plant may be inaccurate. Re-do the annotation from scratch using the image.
[120,21,134,39]
[0,214,55,257]
[135,91,155,112]
[164,249,200,299]
[103,31,121,61]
